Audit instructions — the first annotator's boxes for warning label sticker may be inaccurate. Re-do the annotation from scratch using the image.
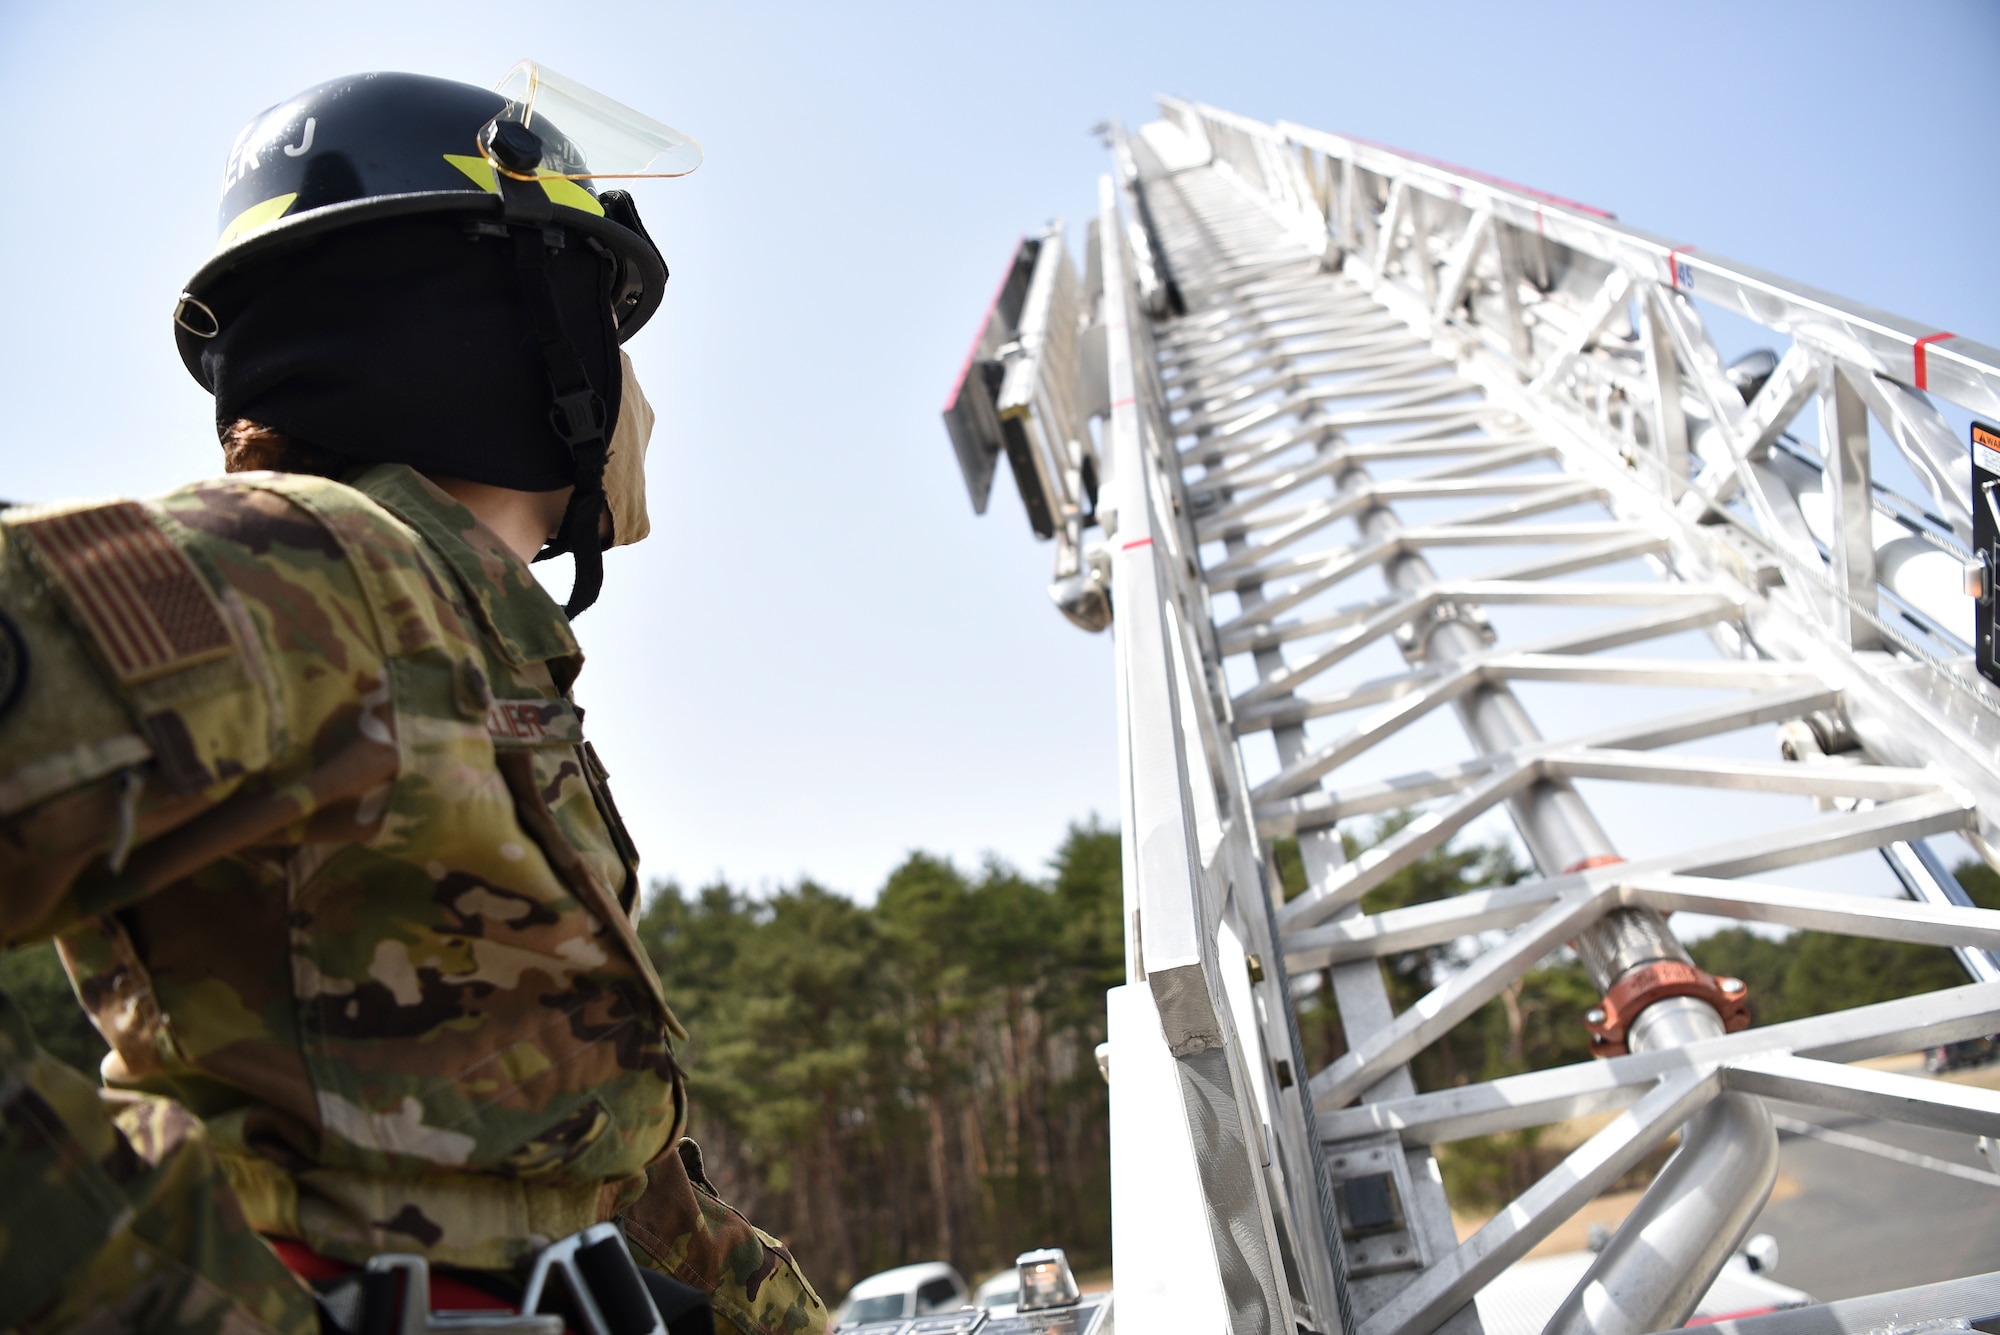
[1974,420,2000,477]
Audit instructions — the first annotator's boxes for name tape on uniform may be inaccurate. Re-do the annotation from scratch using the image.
[485,697,584,748]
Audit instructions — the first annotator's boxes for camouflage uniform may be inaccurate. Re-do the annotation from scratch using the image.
[0,464,826,1335]
[0,989,317,1335]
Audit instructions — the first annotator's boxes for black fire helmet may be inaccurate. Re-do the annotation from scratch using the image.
[173,67,698,616]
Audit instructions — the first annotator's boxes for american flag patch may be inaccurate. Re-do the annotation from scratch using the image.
[15,502,233,685]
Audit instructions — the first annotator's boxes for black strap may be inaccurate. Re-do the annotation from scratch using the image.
[508,223,609,617]
[314,1271,400,1335]
[639,1269,715,1335]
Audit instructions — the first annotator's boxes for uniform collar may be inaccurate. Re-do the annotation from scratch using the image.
[350,464,582,670]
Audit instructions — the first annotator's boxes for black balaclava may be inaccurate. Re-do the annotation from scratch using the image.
[203,214,621,604]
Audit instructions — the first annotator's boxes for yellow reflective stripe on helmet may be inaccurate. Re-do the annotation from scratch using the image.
[444,153,499,192]
[443,155,606,216]
[218,193,299,247]
[536,175,604,216]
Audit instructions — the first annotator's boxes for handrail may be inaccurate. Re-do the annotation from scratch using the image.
[1162,97,2000,418]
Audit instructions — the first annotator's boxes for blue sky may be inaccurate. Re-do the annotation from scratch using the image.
[2,1,1994,900]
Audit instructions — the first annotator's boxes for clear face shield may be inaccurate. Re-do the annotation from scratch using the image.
[484,61,703,182]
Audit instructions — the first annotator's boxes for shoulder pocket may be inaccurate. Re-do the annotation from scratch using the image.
[8,501,235,688]
[2,501,267,803]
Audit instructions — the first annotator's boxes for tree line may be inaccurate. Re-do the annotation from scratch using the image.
[629,824,1124,1294]
[0,818,1989,1295]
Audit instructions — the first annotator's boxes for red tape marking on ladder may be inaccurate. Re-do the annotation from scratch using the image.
[1112,396,1135,409]
[1666,245,1695,290]
[1913,332,1956,391]
[1122,537,1153,551]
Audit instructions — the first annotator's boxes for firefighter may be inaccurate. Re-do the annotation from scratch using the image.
[0,67,825,1334]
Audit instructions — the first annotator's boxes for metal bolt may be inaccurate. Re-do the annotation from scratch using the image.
[481,119,546,175]
[1394,1245,1407,1257]
[1334,1157,1347,1169]
[1720,977,1745,994]
[1586,1007,1607,1026]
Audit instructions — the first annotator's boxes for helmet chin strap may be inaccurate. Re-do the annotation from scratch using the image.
[539,470,607,617]
[497,168,614,618]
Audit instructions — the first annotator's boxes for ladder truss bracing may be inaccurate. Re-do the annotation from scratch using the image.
[943,100,2000,1335]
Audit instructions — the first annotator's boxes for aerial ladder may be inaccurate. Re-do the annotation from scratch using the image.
[943,102,2000,1335]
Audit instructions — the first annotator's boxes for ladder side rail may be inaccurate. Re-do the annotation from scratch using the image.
[1163,98,2000,418]
[1106,159,1367,1334]
[1199,103,1985,555]
[1098,174,1310,1335]
[1110,123,1173,319]
[1111,160,1363,1331]
[1141,167,1488,1331]
[1141,270,1362,1333]
[1107,186,1368,1335]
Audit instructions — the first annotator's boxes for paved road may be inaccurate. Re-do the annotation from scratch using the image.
[1747,1093,2000,1301]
